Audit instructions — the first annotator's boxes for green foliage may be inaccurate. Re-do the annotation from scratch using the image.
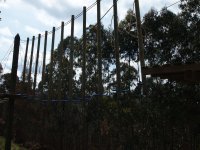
[143,8,187,65]
[0,63,2,75]
[0,136,27,150]
[0,73,19,93]
[1,1,200,149]
[179,0,200,62]
[119,9,138,61]
[143,1,200,65]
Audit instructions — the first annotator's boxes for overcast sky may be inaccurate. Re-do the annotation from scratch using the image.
[0,0,180,77]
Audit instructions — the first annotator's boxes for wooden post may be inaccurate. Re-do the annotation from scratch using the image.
[97,0,103,94]
[49,27,55,100]
[22,37,29,82]
[33,34,41,94]
[5,34,20,150]
[134,0,146,93]
[58,22,64,99]
[113,0,121,93]
[60,22,65,150]
[60,22,64,61]
[82,7,89,150]
[28,36,35,87]
[82,7,86,100]
[42,31,48,94]
[69,15,74,100]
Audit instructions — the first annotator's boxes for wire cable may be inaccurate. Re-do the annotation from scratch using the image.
[158,0,181,13]
[0,43,13,64]
[100,3,114,21]
[25,1,99,43]
[166,0,181,9]
[2,47,13,72]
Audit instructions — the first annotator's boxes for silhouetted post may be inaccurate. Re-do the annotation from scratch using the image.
[58,22,64,99]
[135,0,146,94]
[33,34,41,95]
[41,31,48,94]
[82,6,89,150]
[97,0,103,94]
[82,7,86,100]
[5,34,20,150]
[28,36,35,87]
[22,37,29,82]
[69,15,74,100]
[113,0,121,94]
[60,22,65,148]
[49,27,55,100]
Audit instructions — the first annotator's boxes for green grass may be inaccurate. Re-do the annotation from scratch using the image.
[0,136,27,150]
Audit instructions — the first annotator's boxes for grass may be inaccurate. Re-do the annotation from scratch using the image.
[0,136,27,150]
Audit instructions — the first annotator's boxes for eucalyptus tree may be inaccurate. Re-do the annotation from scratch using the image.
[118,9,138,63]
[118,9,139,91]
[38,36,80,98]
[79,24,113,95]
[179,0,200,62]
[143,8,187,66]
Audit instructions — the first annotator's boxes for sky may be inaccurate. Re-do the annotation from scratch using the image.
[0,0,180,80]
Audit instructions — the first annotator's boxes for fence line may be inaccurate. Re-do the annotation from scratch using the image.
[19,0,122,100]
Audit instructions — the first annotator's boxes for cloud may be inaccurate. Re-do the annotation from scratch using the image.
[63,0,88,9]
[0,36,13,46]
[12,19,21,27]
[0,39,13,74]
[139,0,180,16]
[0,27,13,37]
[35,9,61,28]
[25,25,42,36]
[40,0,63,10]
[0,0,22,9]
[0,2,9,9]
[23,0,68,19]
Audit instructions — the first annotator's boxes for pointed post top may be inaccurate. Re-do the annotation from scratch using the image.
[15,34,20,40]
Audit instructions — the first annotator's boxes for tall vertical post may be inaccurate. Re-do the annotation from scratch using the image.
[42,31,48,94]
[58,22,64,99]
[113,0,121,93]
[69,15,74,100]
[60,22,65,149]
[97,0,103,94]
[49,27,55,100]
[82,7,86,100]
[82,7,88,150]
[22,37,29,82]
[28,36,35,87]
[33,34,41,94]
[60,22,64,61]
[5,34,20,150]
[135,0,146,93]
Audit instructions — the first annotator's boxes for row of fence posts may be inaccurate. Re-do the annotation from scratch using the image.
[4,0,145,149]
[20,0,122,100]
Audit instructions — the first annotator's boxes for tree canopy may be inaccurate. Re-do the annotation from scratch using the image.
[0,1,200,149]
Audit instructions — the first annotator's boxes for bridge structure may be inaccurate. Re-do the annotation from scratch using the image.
[0,0,200,150]
[0,0,142,149]
[143,64,200,83]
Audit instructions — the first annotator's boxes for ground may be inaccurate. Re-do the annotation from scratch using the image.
[0,136,27,150]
